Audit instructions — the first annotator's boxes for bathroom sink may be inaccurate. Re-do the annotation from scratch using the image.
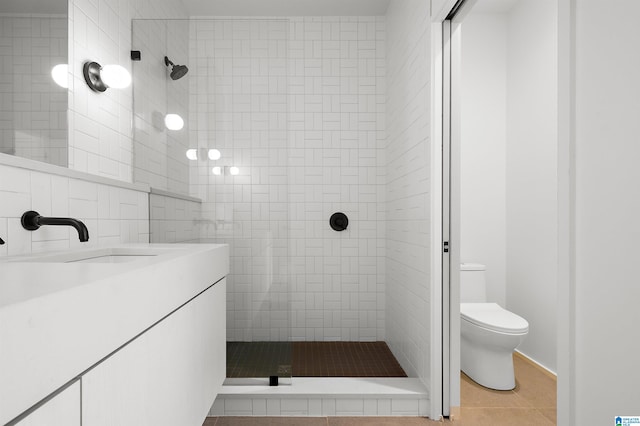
[8,246,176,263]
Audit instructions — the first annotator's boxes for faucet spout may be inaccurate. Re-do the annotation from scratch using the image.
[21,211,90,242]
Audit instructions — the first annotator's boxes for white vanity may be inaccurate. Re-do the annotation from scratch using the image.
[0,244,228,426]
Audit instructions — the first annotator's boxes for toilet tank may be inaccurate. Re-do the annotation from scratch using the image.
[460,263,487,303]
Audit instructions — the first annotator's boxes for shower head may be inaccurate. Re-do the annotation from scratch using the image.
[164,56,189,80]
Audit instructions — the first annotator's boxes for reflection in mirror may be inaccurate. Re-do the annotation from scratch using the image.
[0,0,68,167]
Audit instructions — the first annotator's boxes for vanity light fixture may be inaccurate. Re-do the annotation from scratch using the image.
[165,113,184,130]
[83,62,131,92]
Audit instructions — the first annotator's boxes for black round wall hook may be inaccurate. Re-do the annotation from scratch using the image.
[329,212,348,231]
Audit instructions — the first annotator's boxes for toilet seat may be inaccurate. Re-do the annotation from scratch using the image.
[461,303,529,334]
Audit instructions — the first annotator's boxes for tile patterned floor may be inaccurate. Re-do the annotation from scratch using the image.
[227,342,407,378]
[209,352,556,425]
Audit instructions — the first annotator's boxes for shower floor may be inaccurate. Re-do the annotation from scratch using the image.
[226,341,407,378]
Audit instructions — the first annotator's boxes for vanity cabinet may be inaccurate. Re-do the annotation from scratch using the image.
[82,279,226,425]
[16,382,81,426]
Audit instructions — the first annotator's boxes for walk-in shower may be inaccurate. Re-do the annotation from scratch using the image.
[134,15,408,385]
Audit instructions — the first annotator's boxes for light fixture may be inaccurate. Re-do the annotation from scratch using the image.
[212,166,222,176]
[83,62,131,92]
[51,64,68,88]
[208,149,221,160]
[229,166,240,176]
[165,114,184,131]
[186,149,198,161]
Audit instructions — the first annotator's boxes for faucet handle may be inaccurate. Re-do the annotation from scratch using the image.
[0,236,4,245]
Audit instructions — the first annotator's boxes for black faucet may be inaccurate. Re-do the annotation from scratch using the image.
[21,211,90,242]
[0,237,4,245]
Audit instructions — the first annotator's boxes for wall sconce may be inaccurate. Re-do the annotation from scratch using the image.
[83,62,131,92]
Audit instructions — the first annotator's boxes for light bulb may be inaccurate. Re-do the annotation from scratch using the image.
[51,64,68,88]
[100,64,131,89]
[208,149,221,160]
[212,166,222,176]
[186,149,198,161]
[165,114,184,131]
[229,166,240,176]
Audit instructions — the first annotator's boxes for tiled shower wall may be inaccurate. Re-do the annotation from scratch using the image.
[0,15,68,167]
[287,17,386,342]
[385,0,432,382]
[188,19,291,342]
[188,17,386,343]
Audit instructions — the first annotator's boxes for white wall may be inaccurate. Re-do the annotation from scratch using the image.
[505,0,557,373]
[386,0,431,383]
[569,0,640,422]
[460,13,507,306]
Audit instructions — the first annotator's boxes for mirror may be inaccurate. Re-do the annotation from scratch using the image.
[0,0,69,167]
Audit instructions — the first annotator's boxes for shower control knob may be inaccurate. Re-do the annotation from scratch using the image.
[330,212,348,231]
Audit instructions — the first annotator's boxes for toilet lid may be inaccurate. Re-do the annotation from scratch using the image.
[461,303,529,334]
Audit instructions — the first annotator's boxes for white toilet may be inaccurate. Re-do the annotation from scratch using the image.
[460,263,529,390]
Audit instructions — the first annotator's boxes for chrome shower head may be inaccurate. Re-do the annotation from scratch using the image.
[164,56,189,80]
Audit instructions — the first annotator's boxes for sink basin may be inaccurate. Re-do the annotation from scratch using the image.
[9,247,176,263]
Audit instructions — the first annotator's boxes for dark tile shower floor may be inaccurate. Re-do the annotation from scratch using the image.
[226,341,407,378]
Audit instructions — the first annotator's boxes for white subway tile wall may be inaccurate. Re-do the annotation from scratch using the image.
[188,17,386,343]
[149,193,201,243]
[189,19,292,343]
[0,163,149,257]
[287,17,386,342]
[385,0,432,384]
[0,16,68,167]
[67,0,188,182]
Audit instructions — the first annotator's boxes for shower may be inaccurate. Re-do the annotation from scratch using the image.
[164,56,188,80]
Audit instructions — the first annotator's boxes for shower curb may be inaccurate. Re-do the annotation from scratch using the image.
[209,377,429,417]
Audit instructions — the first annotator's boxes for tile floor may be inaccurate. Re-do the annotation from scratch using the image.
[205,353,557,425]
[227,342,407,378]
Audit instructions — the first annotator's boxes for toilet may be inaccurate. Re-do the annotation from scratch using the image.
[460,263,529,390]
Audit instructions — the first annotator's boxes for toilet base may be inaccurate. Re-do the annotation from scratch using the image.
[461,337,517,391]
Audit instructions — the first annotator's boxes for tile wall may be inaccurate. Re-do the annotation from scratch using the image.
[287,17,386,342]
[0,159,149,258]
[385,0,432,383]
[188,19,291,342]
[149,192,201,244]
[188,17,386,343]
[67,0,188,182]
[0,15,68,167]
